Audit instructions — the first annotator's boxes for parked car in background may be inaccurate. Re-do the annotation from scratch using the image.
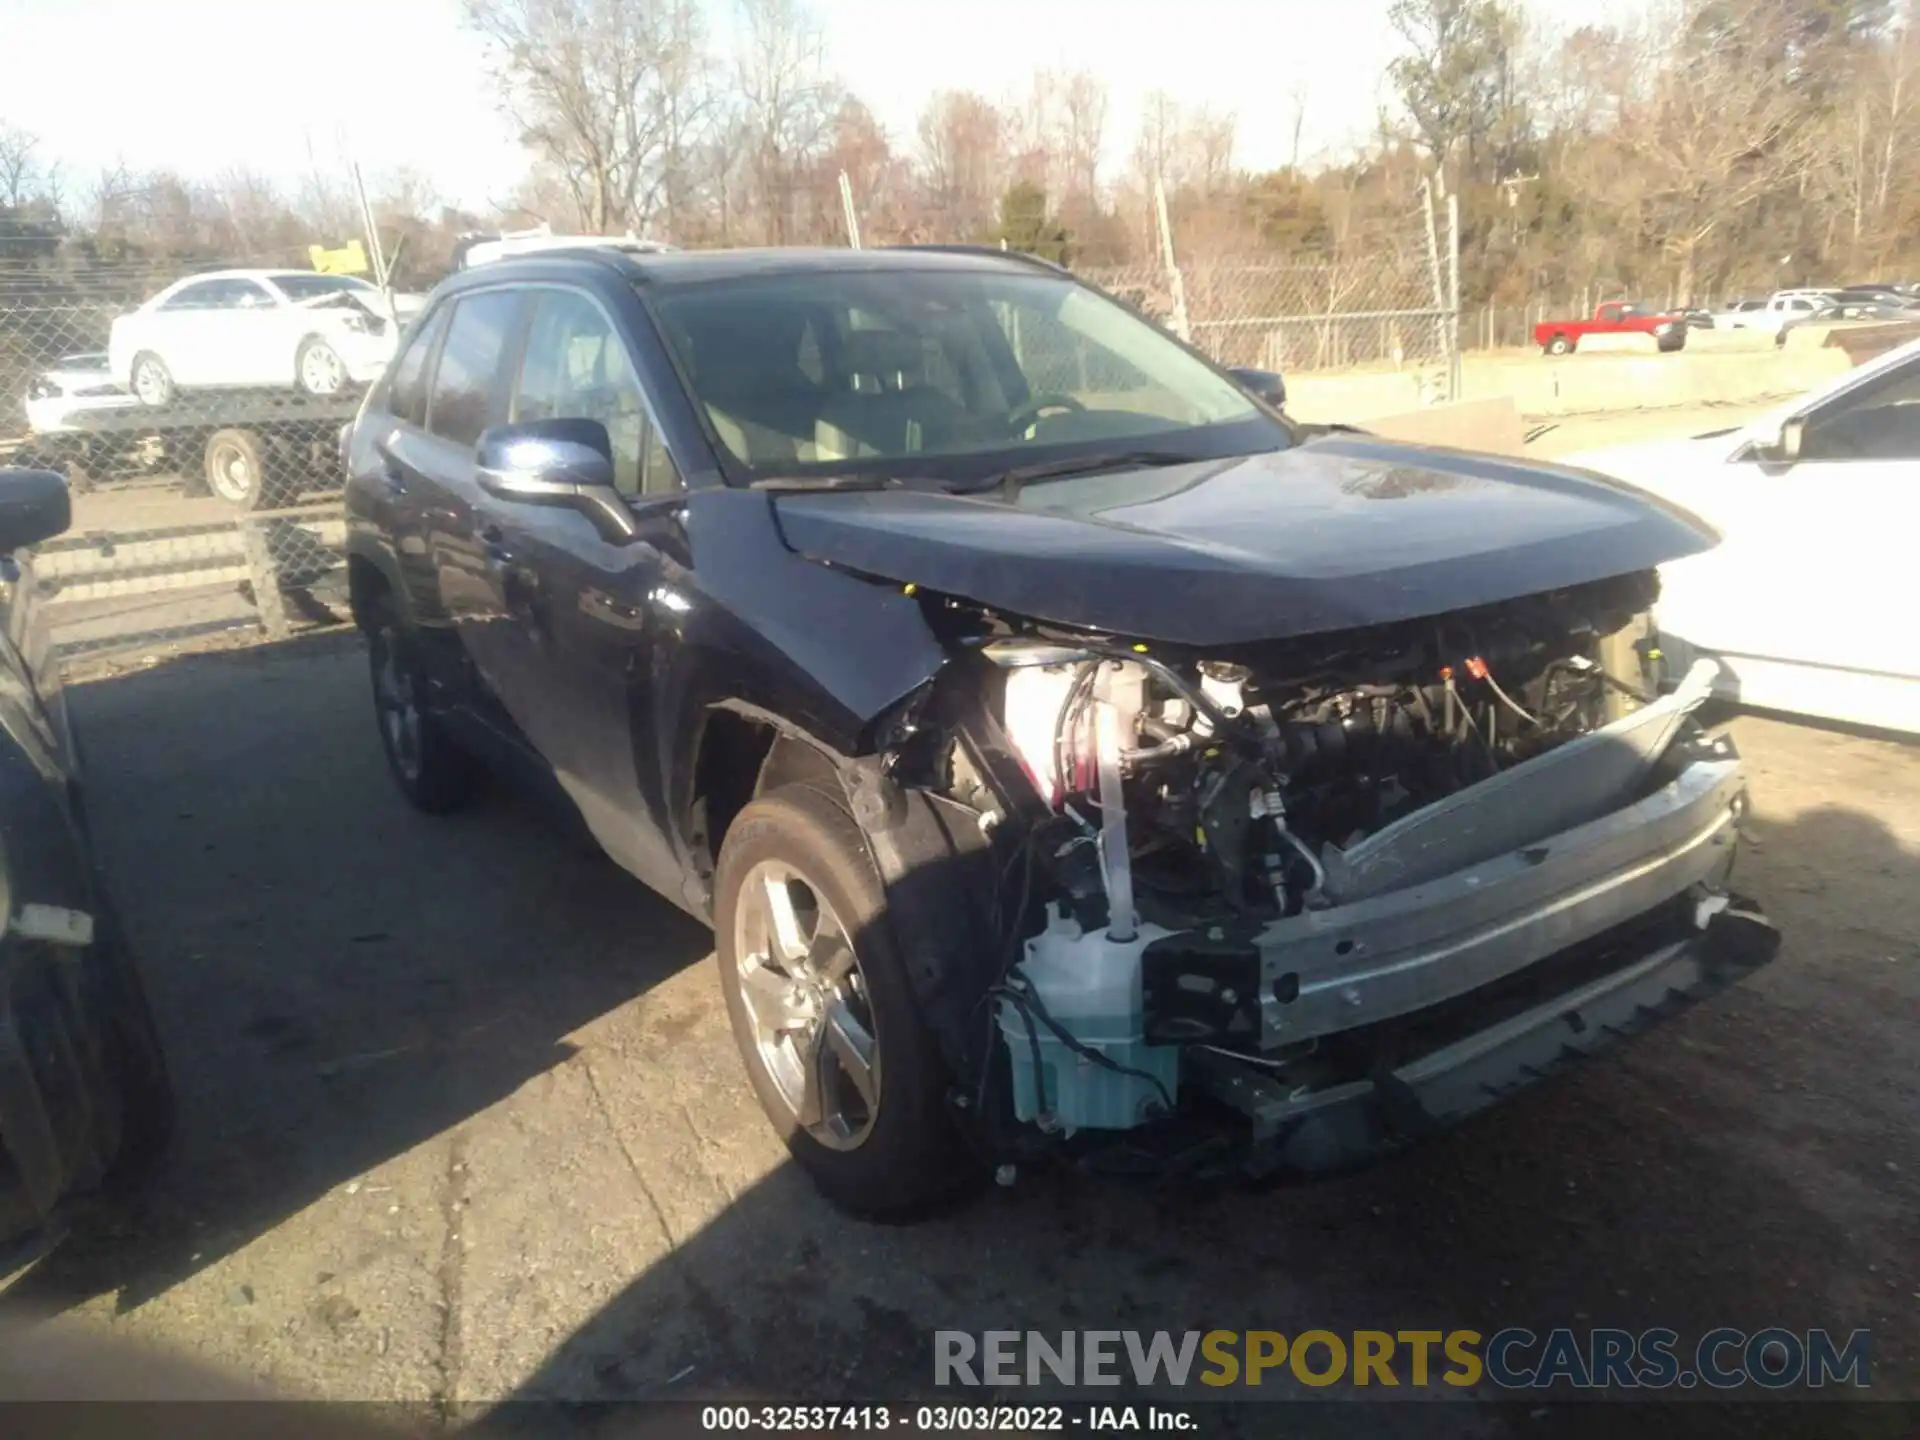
[341,244,1776,1216]
[1566,333,1920,735]
[108,270,409,408]
[1707,292,1834,335]
[0,468,174,1280]
[1533,301,1686,353]
[1775,300,1919,346]
[1832,286,1920,310]
[23,353,139,435]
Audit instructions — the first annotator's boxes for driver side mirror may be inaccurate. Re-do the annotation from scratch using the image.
[1229,366,1287,410]
[475,418,637,543]
[0,468,71,552]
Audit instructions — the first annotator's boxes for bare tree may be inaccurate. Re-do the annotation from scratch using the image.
[0,124,52,211]
[734,0,839,243]
[1057,72,1108,208]
[916,90,1005,238]
[464,0,709,234]
[1609,0,1825,298]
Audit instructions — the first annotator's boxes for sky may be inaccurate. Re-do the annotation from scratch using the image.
[0,0,1618,216]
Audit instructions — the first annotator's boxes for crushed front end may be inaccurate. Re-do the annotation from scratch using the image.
[888,567,1778,1177]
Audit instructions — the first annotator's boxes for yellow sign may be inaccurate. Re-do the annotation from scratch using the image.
[307,240,370,275]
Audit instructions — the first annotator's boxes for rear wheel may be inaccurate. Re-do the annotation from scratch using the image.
[130,353,174,408]
[714,784,972,1216]
[365,593,479,813]
[1544,333,1574,356]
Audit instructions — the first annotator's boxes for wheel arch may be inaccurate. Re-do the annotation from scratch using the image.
[344,539,409,633]
[688,695,1001,1084]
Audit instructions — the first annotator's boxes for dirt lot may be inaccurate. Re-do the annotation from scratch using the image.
[0,614,1910,1430]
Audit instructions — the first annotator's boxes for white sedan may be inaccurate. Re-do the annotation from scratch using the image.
[107,269,405,407]
[1566,336,1920,734]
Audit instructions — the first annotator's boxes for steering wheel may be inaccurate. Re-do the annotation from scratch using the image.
[1008,392,1087,437]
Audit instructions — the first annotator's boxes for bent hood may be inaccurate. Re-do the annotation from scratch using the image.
[772,434,1719,646]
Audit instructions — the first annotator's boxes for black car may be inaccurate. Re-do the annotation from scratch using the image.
[342,246,1778,1215]
[0,469,172,1276]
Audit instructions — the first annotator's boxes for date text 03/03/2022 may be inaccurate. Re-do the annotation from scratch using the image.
[700,1404,1195,1431]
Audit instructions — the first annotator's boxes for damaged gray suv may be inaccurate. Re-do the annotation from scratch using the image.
[342,244,1778,1215]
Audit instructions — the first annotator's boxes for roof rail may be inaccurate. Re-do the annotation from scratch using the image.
[882,243,1069,274]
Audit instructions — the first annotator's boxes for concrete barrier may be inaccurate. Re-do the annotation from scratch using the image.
[1681,327,1777,353]
[1573,332,1667,355]
[1355,396,1527,456]
[1285,368,1435,423]
[1284,338,1859,427]
[1810,319,1920,365]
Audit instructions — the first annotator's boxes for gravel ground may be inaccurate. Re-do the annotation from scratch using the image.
[0,629,1910,1436]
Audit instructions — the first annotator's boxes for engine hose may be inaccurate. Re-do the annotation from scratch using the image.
[1121,733,1194,766]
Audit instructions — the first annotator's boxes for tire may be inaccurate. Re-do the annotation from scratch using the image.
[365,592,480,813]
[1544,334,1574,356]
[203,427,269,510]
[130,353,174,408]
[295,337,347,398]
[714,784,972,1216]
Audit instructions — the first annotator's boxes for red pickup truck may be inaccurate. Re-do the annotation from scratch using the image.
[1534,302,1686,355]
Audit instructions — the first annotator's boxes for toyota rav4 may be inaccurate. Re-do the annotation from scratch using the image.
[341,245,1778,1215]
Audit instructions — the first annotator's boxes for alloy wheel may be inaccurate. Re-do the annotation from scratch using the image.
[731,859,880,1150]
[302,344,344,395]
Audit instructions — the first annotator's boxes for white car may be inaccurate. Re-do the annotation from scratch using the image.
[1566,335,1920,734]
[1705,292,1836,335]
[24,352,140,433]
[107,270,405,407]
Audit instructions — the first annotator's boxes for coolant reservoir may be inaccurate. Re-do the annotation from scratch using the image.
[997,909,1181,1132]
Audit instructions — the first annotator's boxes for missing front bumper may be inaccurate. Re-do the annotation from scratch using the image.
[1193,899,1780,1176]
[1250,744,1747,1049]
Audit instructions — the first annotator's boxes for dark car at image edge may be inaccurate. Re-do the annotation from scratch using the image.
[340,244,1780,1215]
[0,468,174,1279]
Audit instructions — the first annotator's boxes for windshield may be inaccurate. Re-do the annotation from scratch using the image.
[644,267,1277,481]
[273,273,377,302]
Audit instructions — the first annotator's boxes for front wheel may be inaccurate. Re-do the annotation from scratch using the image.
[714,784,972,1216]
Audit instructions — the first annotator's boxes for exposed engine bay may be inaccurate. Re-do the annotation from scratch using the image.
[978,569,1657,923]
[903,567,1767,1156]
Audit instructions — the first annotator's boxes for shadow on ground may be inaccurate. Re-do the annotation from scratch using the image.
[10,633,713,1315]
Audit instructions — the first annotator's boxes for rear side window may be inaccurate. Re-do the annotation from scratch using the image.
[428,291,523,448]
[385,306,449,428]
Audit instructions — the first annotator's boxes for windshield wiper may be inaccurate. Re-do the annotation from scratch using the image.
[750,473,891,493]
[952,448,1203,493]
[750,450,1202,497]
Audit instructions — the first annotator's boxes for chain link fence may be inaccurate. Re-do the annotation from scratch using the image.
[1073,190,1461,392]
[1084,252,1457,372]
[1,256,362,667]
